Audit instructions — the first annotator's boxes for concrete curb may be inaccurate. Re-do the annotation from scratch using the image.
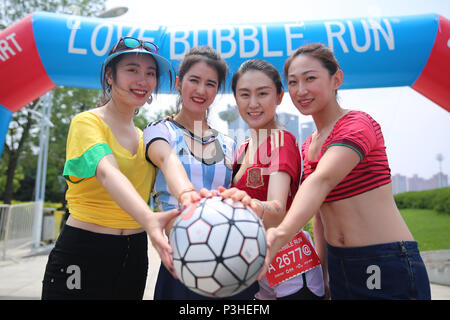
[421,250,450,286]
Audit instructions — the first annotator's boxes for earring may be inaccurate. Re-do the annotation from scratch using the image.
[105,85,112,97]
[147,95,153,105]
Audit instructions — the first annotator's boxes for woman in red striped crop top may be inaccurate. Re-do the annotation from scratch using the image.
[259,43,431,300]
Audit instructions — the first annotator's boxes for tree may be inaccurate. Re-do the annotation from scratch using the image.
[147,104,179,124]
[0,1,105,28]
[1,107,34,203]
[218,104,239,124]
[0,0,106,204]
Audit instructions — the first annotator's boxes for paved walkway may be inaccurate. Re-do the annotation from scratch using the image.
[0,245,161,300]
[1,245,449,300]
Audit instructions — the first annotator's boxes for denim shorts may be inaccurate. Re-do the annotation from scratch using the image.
[42,224,148,300]
[327,241,431,300]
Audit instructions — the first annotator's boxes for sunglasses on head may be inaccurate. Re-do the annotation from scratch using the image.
[112,37,159,54]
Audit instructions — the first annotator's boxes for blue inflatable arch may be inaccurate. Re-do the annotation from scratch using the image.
[0,12,449,157]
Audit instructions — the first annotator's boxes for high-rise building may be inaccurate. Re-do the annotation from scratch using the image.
[430,172,449,189]
[300,121,316,143]
[392,174,408,194]
[277,113,300,142]
[408,174,424,192]
[394,172,450,194]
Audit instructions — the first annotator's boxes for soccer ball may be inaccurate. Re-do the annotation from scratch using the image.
[169,196,267,298]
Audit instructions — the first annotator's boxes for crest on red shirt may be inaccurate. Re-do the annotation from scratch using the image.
[246,167,264,189]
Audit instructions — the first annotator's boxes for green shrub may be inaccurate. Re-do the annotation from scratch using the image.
[432,188,450,214]
[394,187,450,214]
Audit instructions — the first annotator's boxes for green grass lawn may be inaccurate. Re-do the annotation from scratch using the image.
[400,209,450,251]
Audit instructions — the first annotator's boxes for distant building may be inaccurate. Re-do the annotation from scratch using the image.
[430,172,449,189]
[392,172,448,194]
[407,174,423,192]
[300,121,316,144]
[278,113,299,142]
[392,174,408,194]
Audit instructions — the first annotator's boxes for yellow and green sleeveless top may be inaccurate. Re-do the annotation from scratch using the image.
[63,111,155,229]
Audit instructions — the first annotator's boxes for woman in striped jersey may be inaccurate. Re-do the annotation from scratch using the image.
[257,43,431,300]
[143,46,258,300]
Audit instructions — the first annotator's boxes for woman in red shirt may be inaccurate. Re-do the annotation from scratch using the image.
[256,43,431,300]
[231,59,324,300]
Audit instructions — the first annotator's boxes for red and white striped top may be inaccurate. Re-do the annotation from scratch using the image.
[301,110,391,202]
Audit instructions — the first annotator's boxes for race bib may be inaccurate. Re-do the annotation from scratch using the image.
[266,231,321,287]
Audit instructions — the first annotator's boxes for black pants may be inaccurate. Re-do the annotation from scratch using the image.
[42,225,148,300]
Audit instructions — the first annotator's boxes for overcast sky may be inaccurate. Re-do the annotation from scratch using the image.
[105,0,450,180]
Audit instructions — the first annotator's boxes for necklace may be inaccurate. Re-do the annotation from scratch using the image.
[171,119,218,145]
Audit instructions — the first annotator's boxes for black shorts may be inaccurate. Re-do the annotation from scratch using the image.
[42,224,148,300]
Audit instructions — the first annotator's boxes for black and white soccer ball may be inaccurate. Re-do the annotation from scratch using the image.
[169,196,267,298]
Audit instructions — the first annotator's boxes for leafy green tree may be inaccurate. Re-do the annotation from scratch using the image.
[0,161,24,195]
[133,107,154,130]
[146,103,178,124]
[0,0,106,204]
[218,104,239,124]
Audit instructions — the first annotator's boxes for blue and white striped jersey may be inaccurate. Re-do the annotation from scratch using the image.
[143,119,235,211]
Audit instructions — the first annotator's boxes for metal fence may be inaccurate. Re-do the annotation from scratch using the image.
[0,202,40,260]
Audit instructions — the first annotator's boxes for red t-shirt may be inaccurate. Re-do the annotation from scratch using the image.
[302,110,391,202]
[232,130,301,210]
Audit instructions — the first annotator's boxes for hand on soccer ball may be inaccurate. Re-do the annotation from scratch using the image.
[178,189,201,209]
[198,187,263,220]
[217,186,262,215]
[146,207,181,279]
[217,186,252,205]
[256,226,291,281]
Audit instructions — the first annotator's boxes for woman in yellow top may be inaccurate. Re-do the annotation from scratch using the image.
[42,37,179,300]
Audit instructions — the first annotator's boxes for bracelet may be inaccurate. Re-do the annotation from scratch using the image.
[253,199,266,221]
[177,187,197,205]
[261,202,266,221]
